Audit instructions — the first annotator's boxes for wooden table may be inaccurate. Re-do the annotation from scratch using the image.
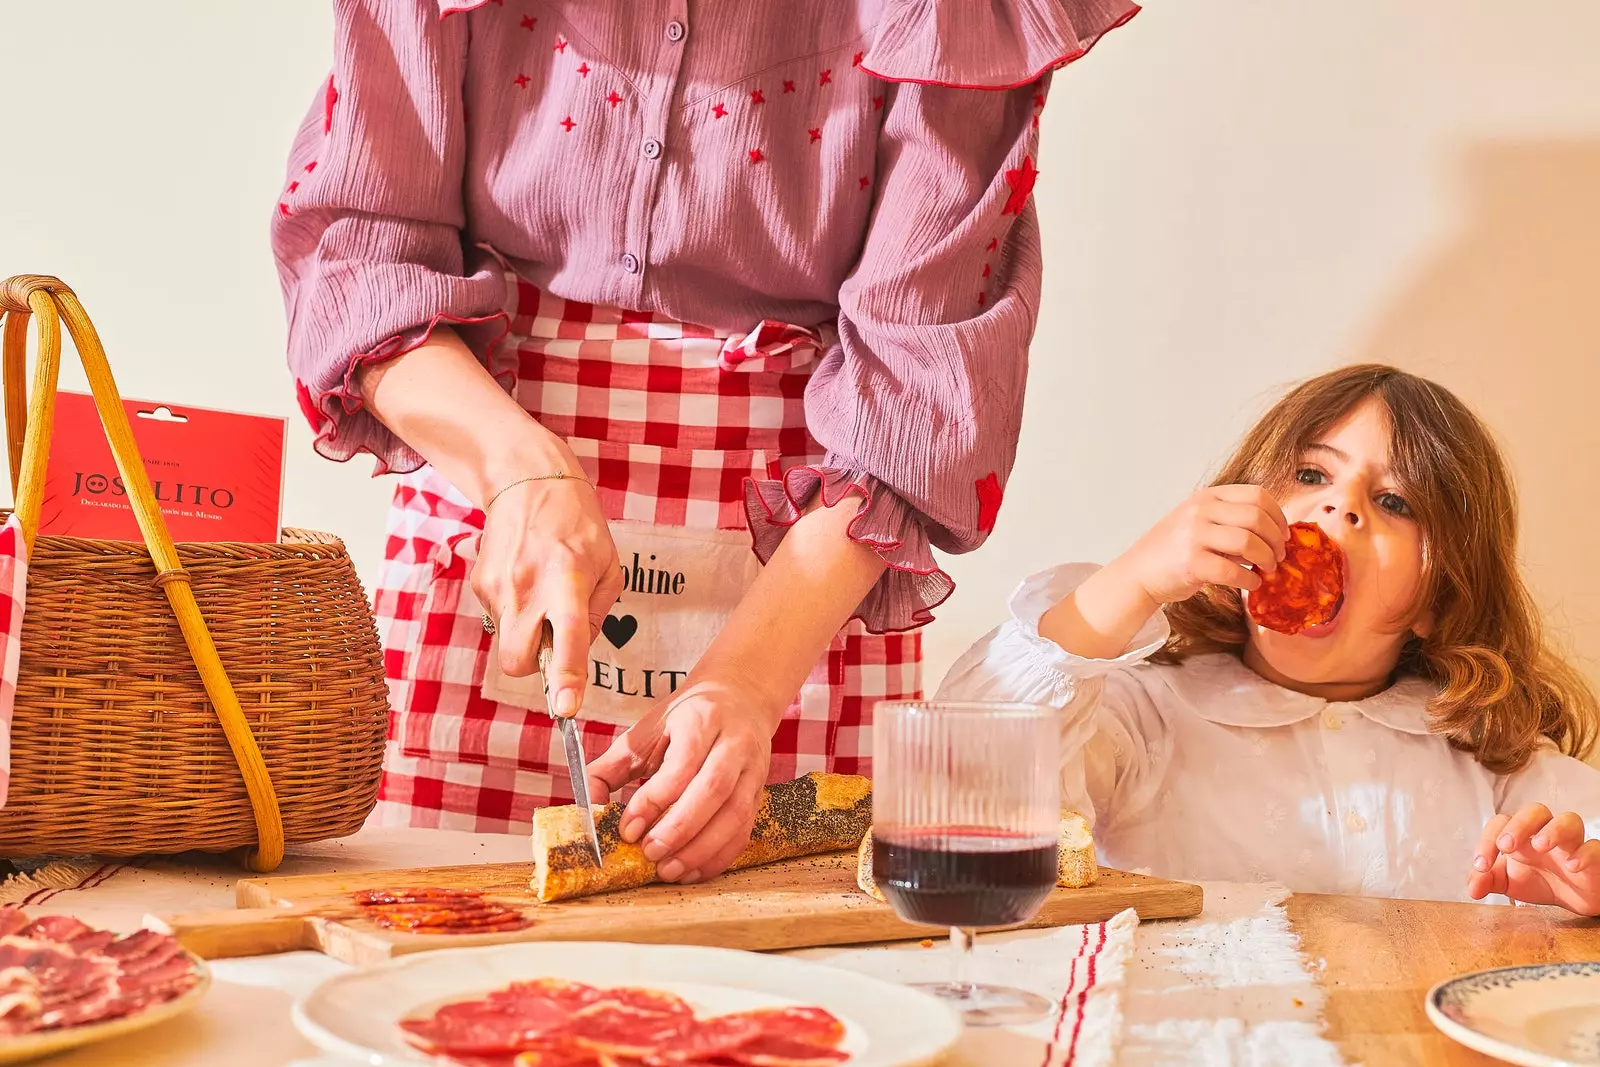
[1288,893,1600,1065]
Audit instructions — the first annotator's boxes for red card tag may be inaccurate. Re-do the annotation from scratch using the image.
[40,393,286,543]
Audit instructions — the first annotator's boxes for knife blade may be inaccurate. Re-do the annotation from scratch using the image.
[536,619,605,869]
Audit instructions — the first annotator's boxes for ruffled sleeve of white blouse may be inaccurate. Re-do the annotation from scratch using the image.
[744,0,1140,636]
[935,564,1172,829]
[1495,741,1600,841]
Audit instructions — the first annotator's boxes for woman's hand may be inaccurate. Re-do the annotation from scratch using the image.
[586,670,781,883]
[1040,485,1289,660]
[472,463,623,715]
[1468,803,1600,916]
[587,492,886,882]
[355,326,623,715]
[1116,484,1290,605]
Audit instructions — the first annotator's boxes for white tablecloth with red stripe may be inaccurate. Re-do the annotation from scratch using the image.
[0,831,1343,1066]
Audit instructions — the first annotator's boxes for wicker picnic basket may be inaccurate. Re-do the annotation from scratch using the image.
[0,275,389,871]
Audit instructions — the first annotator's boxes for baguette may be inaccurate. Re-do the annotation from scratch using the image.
[531,771,872,902]
[855,813,1099,900]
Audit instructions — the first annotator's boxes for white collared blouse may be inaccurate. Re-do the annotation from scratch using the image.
[937,564,1600,903]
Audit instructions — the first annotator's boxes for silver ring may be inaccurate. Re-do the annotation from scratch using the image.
[481,614,496,635]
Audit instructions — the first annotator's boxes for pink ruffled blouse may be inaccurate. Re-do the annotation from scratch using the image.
[270,0,1137,632]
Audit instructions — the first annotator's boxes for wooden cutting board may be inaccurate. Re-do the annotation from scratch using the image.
[149,852,1201,966]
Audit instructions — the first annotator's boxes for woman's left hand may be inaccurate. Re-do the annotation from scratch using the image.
[587,670,782,883]
[1468,802,1600,915]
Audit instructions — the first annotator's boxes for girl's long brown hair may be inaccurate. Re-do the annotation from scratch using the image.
[1153,364,1597,773]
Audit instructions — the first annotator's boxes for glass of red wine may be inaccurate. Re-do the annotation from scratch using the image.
[872,700,1060,1027]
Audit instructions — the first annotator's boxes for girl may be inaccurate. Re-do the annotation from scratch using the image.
[940,364,1600,912]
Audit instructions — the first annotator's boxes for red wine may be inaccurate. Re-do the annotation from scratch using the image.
[873,828,1056,928]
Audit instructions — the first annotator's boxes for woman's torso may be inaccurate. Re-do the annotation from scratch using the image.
[453,1,888,332]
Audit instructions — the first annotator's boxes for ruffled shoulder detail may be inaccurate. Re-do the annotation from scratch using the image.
[861,0,1139,90]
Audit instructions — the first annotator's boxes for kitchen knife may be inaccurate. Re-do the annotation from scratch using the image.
[536,619,604,868]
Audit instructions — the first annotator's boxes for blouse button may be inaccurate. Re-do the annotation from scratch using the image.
[642,138,663,160]
[665,20,686,42]
[1345,810,1367,833]
[621,253,641,274]
[1322,709,1341,730]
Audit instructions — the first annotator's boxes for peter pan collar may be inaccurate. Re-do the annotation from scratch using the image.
[1149,653,1439,736]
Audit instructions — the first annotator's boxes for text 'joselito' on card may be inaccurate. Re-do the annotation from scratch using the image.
[40,392,286,543]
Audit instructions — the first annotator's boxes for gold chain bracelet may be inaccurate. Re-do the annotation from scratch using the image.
[484,471,590,512]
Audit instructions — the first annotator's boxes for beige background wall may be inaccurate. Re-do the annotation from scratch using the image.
[1,2,1596,689]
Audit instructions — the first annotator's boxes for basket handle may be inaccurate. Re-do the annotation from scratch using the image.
[0,275,286,872]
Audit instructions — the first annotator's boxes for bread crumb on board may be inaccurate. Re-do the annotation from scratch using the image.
[919,939,935,948]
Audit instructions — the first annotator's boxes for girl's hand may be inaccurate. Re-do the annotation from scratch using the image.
[1468,803,1600,915]
[1112,484,1290,605]
[472,455,624,718]
[586,670,781,883]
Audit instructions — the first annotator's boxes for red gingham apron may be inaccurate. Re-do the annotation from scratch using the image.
[370,274,922,831]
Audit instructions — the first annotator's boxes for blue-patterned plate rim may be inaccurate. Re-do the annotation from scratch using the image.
[1426,962,1600,1067]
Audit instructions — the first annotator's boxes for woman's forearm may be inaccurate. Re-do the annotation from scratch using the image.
[355,326,574,508]
[695,494,887,726]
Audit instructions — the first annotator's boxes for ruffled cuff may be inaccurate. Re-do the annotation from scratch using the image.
[863,0,1139,89]
[295,312,511,476]
[744,466,954,634]
[1006,563,1170,685]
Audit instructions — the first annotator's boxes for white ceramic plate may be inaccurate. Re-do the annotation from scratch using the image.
[0,956,210,1065]
[294,941,961,1067]
[1427,962,1600,1066]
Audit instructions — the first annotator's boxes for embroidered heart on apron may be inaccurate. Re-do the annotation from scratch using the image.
[601,614,639,649]
[480,519,761,727]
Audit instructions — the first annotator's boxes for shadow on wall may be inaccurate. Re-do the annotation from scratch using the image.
[1351,139,1600,691]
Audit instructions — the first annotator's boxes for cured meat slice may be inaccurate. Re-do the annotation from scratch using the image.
[511,1042,606,1067]
[20,916,94,944]
[645,1014,768,1065]
[401,999,571,1055]
[353,886,533,934]
[1247,522,1345,636]
[0,907,31,938]
[729,1035,850,1067]
[354,887,483,906]
[492,979,605,1012]
[564,1000,696,1056]
[716,1008,843,1049]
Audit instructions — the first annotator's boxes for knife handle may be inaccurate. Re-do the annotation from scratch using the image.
[536,618,556,712]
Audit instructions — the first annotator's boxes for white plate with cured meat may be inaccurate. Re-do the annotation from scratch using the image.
[0,905,209,1064]
[293,940,962,1067]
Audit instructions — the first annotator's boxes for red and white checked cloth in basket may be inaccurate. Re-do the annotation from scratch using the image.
[0,515,26,808]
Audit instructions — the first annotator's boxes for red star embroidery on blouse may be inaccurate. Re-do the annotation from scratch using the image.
[287,181,300,193]
[750,88,765,104]
[783,80,796,93]
[577,62,591,78]
[513,73,531,88]
[1002,156,1039,215]
[554,37,569,52]
[607,91,623,109]
[871,95,883,111]
[986,237,998,252]
[808,128,822,144]
[975,472,1003,532]
[1032,115,1040,130]
[560,115,576,132]
[859,175,870,190]
[977,291,987,306]
[981,263,991,278]
[852,51,865,67]
[712,102,728,119]
[1034,92,1046,111]
[520,14,536,29]
[819,69,833,86]
[278,203,292,218]
[749,148,765,164]
[323,76,338,133]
